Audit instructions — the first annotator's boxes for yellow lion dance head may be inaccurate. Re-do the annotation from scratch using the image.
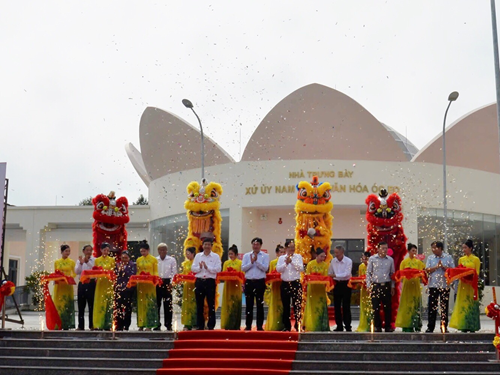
[294,176,333,263]
[183,179,223,258]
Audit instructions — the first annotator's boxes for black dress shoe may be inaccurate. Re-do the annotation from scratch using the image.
[345,328,352,332]
[425,328,434,333]
[257,327,264,331]
[374,328,382,332]
[385,328,394,333]
[153,327,161,331]
[333,327,344,332]
[244,327,252,331]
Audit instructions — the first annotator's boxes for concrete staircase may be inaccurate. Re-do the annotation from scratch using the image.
[0,330,499,374]
[293,332,500,374]
[0,330,173,375]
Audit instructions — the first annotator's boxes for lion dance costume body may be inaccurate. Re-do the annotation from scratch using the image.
[183,180,223,258]
[294,176,333,264]
[92,191,130,260]
[365,188,407,327]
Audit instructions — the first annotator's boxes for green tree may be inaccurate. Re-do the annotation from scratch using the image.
[78,196,93,206]
[24,271,50,310]
[133,194,148,205]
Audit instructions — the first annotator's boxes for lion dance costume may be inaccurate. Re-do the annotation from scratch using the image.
[92,191,130,260]
[294,176,333,264]
[183,179,223,258]
[365,188,407,327]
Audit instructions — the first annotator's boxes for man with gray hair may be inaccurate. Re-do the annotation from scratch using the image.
[328,245,353,331]
[155,243,177,331]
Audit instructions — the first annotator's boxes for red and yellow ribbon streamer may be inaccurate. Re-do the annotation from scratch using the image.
[303,273,335,292]
[392,268,428,286]
[347,276,366,290]
[127,272,163,288]
[80,266,115,284]
[445,265,479,300]
[172,272,196,285]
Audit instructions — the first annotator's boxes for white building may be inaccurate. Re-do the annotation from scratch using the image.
[5,83,500,296]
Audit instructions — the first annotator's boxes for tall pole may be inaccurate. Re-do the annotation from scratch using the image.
[491,0,500,171]
[443,92,459,251]
[182,99,205,181]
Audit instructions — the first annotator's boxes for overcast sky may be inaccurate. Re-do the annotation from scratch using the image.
[0,1,497,206]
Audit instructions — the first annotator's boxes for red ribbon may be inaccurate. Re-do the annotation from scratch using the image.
[172,272,196,285]
[445,265,479,300]
[392,268,428,286]
[216,270,245,284]
[265,270,282,284]
[127,272,163,288]
[80,266,115,284]
[41,270,76,285]
[347,276,366,290]
[303,273,335,291]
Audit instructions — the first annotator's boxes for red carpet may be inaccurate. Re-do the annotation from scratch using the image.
[157,330,299,375]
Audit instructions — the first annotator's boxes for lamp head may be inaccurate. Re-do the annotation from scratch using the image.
[448,91,459,102]
[182,99,194,109]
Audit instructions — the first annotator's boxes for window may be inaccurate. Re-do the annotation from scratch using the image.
[8,259,18,285]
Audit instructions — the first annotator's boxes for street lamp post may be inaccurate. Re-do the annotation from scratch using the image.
[443,91,459,251]
[182,99,205,181]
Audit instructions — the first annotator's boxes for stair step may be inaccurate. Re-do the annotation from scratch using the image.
[292,360,500,372]
[0,347,168,359]
[0,356,163,369]
[0,366,156,375]
[295,350,496,361]
[298,341,495,352]
[168,348,296,359]
[290,372,500,375]
[0,338,174,350]
[162,358,293,370]
[174,339,298,350]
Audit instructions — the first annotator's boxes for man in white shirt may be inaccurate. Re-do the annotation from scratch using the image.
[241,237,269,331]
[276,240,304,331]
[75,244,95,330]
[191,238,221,330]
[328,245,353,331]
[155,243,177,331]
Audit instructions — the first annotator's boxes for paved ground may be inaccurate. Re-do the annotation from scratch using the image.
[2,310,497,333]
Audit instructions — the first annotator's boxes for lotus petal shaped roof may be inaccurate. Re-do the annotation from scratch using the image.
[412,103,500,174]
[241,83,409,162]
[138,107,234,182]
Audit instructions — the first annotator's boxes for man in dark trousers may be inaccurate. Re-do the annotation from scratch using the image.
[328,245,353,331]
[241,237,269,331]
[155,243,177,331]
[191,238,221,330]
[366,241,395,332]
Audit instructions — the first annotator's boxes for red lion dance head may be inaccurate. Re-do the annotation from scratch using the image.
[365,188,407,267]
[365,188,407,328]
[92,191,130,260]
